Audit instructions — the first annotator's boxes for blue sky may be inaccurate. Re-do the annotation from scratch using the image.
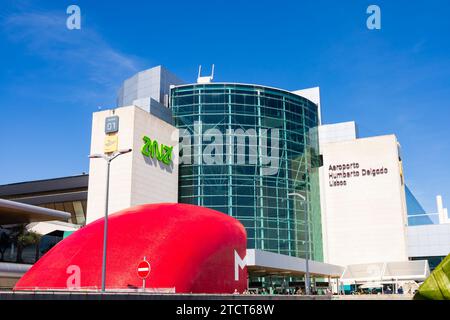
[0,0,449,211]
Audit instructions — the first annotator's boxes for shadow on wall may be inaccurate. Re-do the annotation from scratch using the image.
[142,154,174,173]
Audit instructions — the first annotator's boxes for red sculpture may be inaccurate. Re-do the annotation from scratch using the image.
[15,203,248,293]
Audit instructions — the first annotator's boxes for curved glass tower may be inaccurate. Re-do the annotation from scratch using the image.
[171,83,323,261]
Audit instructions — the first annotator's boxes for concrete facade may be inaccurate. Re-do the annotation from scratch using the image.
[86,105,179,223]
[407,224,450,258]
[117,65,184,108]
[319,127,409,266]
[318,121,357,145]
[292,87,322,125]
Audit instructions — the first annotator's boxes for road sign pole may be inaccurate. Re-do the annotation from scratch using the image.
[143,256,146,292]
[137,257,150,292]
[101,159,111,292]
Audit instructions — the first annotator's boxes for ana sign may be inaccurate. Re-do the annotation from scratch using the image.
[141,136,174,165]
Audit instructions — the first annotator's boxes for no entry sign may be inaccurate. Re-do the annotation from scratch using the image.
[137,260,151,279]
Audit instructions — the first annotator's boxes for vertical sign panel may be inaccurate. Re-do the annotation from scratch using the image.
[105,116,119,134]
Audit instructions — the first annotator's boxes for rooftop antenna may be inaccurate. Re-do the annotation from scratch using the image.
[197,64,214,84]
[198,65,202,79]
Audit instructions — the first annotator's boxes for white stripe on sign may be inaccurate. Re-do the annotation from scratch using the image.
[138,268,149,272]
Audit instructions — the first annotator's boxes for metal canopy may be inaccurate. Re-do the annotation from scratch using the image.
[0,199,70,225]
[341,260,430,283]
[246,249,345,278]
[0,262,32,279]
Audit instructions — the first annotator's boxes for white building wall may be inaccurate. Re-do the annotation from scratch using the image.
[407,224,450,258]
[129,107,179,206]
[86,106,179,224]
[318,121,357,144]
[292,87,322,124]
[319,133,409,266]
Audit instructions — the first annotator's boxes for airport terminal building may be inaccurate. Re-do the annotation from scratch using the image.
[1,65,449,292]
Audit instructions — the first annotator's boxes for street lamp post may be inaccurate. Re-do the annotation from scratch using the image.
[89,148,132,292]
[288,192,311,295]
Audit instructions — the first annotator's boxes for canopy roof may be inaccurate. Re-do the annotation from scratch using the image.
[0,199,70,225]
[341,260,430,283]
[246,249,345,278]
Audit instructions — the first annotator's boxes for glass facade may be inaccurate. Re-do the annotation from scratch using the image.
[0,226,63,265]
[411,256,446,272]
[405,186,437,225]
[171,83,323,261]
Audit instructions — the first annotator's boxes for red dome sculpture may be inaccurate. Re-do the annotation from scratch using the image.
[15,203,248,293]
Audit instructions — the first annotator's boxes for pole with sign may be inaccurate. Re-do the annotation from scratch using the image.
[137,257,151,291]
[89,114,135,292]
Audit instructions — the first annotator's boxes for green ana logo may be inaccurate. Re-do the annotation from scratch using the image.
[141,136,173,165]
